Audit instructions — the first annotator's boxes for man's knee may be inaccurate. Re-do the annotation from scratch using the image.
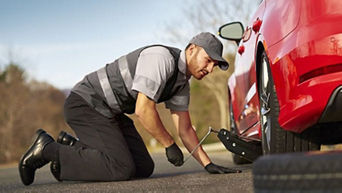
[136,158,155,178]
[143,159,155,178]
[107,156,136,181]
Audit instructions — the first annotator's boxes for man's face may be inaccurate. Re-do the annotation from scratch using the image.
[186,45,218,80]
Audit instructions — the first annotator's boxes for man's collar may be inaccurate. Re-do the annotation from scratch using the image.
[178,50,191,79]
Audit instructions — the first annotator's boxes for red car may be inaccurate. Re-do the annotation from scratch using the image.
[218,0,342,163]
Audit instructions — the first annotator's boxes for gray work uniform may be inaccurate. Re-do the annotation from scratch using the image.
[61,45,191,181]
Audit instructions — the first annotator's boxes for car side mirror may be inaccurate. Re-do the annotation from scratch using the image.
[218,22,244,44]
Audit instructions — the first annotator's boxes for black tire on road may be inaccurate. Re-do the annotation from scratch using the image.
[258,51,320,154]
[253,151,342,193]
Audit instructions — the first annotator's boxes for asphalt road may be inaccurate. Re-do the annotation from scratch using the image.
[0,151,253,193]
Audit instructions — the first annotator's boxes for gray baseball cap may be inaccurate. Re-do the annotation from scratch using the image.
[189,32,229,70]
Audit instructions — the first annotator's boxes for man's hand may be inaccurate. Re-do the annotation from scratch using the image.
[205,163,241,174]
[165,143,184,166]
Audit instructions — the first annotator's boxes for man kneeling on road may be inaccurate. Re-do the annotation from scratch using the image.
[19,32,241,185]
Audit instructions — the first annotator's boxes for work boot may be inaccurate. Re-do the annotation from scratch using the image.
[50,131,77,181]
[57,131,77,146]
[19,129,54,186]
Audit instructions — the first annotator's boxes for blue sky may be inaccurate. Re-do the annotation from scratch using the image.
[0,0,188,89]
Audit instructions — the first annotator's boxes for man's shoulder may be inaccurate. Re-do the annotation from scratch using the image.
[139,46,175,58]
[137,45,179,74]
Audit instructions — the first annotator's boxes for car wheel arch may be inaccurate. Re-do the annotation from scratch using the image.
[255,42,266,98]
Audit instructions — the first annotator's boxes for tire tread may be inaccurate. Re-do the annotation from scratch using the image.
[253,151,342,192]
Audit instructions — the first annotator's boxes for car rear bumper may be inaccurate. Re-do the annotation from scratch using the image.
[269,32,342,133]
[278,72,342,133]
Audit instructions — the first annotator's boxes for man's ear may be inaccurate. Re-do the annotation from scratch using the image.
[187,44,196,55]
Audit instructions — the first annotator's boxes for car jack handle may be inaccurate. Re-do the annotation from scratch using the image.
[184,126,218,163]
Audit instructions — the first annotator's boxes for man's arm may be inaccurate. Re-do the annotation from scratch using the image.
[170,110,211,167]
[135,92,174,147]
[171,110,241,173]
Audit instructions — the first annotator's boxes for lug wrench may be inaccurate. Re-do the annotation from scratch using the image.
[183,126,219,163]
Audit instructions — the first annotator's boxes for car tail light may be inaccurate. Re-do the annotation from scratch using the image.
[299,63,342,83]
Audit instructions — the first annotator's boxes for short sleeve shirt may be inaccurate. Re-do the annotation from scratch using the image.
[131,46,190,111]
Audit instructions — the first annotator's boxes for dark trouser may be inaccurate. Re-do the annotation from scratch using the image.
[60,92,154,181]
